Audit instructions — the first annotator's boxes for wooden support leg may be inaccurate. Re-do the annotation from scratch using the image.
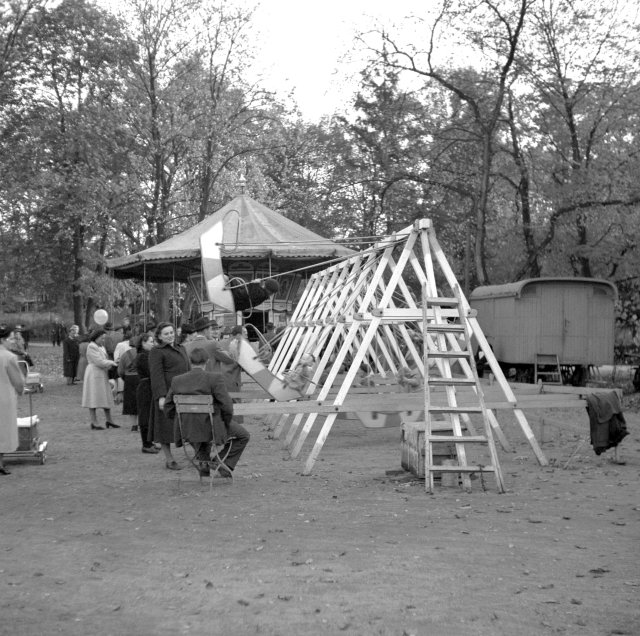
[303,413,338,475]
[290,413,319,458]
[284,413,305,449]
[272,413,290,440]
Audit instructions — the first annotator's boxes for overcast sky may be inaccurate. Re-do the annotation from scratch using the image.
[248,0,426,120]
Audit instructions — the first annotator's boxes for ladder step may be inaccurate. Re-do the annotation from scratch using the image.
[428,464,496,473]
[426,324,465,333]
[426,435,488,443]
[426,350,472,359]
[428,406,483,414]
[428,378,476,386]
[425,296,459,307]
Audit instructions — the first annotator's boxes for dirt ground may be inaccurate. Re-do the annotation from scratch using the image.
[1,344,638,636]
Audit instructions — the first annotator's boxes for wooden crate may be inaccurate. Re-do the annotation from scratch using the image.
[401,420,456,479]
[17,416,40,451]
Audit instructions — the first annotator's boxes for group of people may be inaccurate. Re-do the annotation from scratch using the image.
[0,313,265,478]
[79,317,250,478]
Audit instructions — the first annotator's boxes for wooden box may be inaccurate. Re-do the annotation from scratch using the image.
[401,420,456,479]
[17,416,40,451]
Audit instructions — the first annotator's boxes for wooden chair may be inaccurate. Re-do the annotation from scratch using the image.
[173,394,233,487]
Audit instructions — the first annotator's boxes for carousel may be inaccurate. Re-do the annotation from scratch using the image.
[106,190,353,333]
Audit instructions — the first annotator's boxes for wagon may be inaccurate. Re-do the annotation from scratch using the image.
[469,277,617,385]
[3,362,48,465]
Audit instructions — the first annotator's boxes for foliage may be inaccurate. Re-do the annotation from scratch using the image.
[1,0,640,342]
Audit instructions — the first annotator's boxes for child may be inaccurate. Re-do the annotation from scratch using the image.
[396,366,421,392]
[282,353,316,391]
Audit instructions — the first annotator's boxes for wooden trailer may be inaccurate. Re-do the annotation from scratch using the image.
[469,277,617,384]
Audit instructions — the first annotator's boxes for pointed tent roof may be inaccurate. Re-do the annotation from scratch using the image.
[107,194,354,283]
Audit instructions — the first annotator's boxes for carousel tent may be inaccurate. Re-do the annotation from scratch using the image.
[107,194,354,283]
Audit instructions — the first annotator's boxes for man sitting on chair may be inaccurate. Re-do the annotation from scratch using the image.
[164,347,250,478]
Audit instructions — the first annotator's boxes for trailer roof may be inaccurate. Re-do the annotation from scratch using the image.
[469,277,618,301]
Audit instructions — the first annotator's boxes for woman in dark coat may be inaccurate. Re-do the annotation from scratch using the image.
[135,333,158,454]
[118,335,140,432]
[62,325,80,384]
[148,322,190,470]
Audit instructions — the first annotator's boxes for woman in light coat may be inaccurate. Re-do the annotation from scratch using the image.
[82,329,119,430]
[0,324,25,474]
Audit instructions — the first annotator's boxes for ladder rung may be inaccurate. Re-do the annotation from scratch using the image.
[426,350,472,359]
[428,378,476,386]
[426,435,488,443]
[428,465,496,473]
[426,324,465,333]
[425,296,459,306]
[428,406,483,414]
[536,354,559,363]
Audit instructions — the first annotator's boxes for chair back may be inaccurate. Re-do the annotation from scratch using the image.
[174,394,215,415]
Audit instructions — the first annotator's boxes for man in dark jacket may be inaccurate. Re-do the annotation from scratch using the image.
[184,316,238,378]
[164,347,250,478]
[230,278,279,312]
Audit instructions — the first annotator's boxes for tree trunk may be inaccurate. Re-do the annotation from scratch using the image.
[508,94,540,277]
[474,132,492,285]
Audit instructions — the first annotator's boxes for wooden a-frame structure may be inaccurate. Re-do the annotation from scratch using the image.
[258,219,547,475]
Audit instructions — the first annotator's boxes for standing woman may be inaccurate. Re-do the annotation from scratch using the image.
[148,322,190,470]
[117,336,140,432]
[135,333,159,454]
[62,325,80,385]
[0,325,25,474]
[82,329,119,430]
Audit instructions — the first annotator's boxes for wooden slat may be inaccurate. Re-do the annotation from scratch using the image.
[232,394,592,416]
[426,435,488,443]
[426,324,465,333]
[424,296,459,306]
[426,350,472,359]
[428,406,483,414]
[431,464,495,473]
[428,378,476,386]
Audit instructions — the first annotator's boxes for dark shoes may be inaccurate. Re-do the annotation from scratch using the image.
[90,423,104,430]
[131,425,138,432]
[141,446,159,454]
[105,421,120,429]
[165,460,182,471]
[198,462,211,477]
[0,465,11,475]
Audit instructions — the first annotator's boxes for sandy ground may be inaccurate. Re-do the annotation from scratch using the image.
[1,345,638,636]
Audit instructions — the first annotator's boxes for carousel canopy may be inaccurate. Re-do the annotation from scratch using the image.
[107,194,354,283]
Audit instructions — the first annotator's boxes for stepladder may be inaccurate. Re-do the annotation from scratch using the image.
[422,285,505,494]
[534,354,563,385]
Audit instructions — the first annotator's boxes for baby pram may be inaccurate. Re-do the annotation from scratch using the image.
[20,359,44,393]
[3,361,48,465]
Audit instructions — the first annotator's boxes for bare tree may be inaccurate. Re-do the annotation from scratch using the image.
[375,0,532,284]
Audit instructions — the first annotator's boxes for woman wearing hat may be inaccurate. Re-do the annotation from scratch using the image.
[0,325,25,474]
[148,322,190,470]
[81,329,119,430]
